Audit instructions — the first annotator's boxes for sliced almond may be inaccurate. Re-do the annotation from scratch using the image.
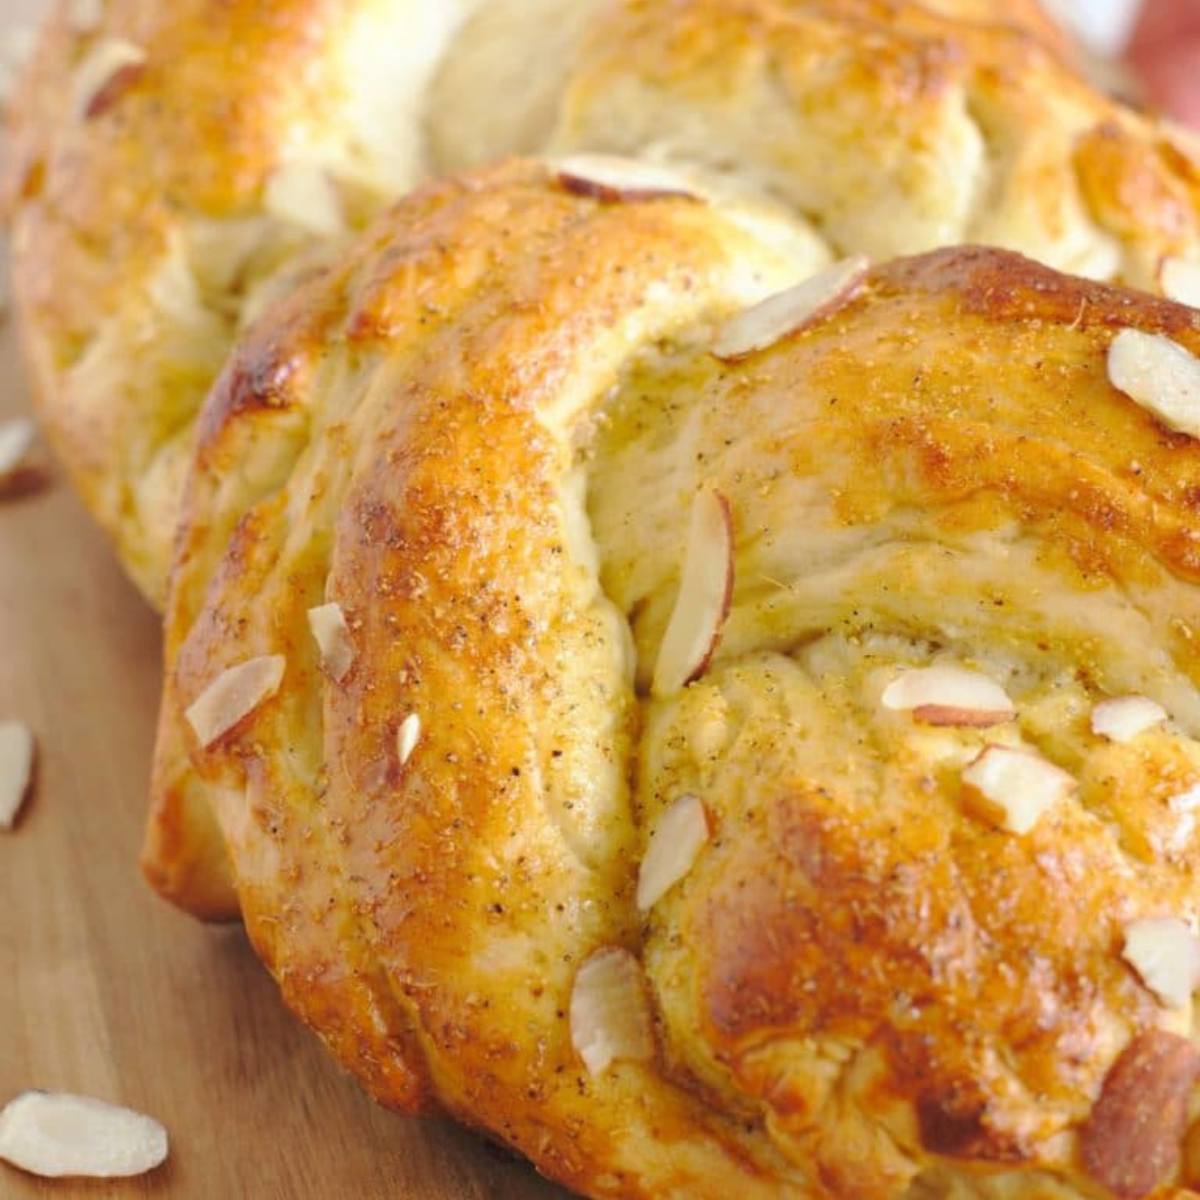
[0,417,35,486]
[651,488,734,697]
[306,602,353,682]
[960,745,1075,835]
[396,712,421,766]
[1122,917,1200,1008]
[712,256,869,361]
[636,794,710,911]
[0,721,34,830]
[1082,1030,1200,1200]
[263,162,344,236]
[1160,257,1200,308]
[75,37,145,118]
[184,655,285,749]
[1108,328,1200,439]
[1169,785,1200,814]
[881,666,1014,728]
[569,947,654,1076]
[1091,695,1167,743]
[0,1091,167,1178]
[555,155,699,204]
[1167,786,1200,852]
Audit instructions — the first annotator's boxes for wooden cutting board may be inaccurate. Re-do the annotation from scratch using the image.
[0,8,564,1195]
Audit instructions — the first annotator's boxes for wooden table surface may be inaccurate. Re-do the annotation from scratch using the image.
[0,4,567,1196]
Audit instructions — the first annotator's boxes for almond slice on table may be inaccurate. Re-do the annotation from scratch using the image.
[1160,257,1200,308]
[960,745,1075,835]
[0,1091,167,1178]
[0,721,34,830]
[1107,328,1200,438]
[554,155,700,204]
[636,794,710,911]
[651,488,734,697]
[184,655,285,748]
[1122,917,1200,1009]
[263,161,344,236]
[307,602,353,682]
[569,947,654,1076]
[75,37,145,119]
[396,712,421,766]
[1090,695,1167,743]
[880,665,1014,728]
[0,417,35,488]
[711,256,869,361]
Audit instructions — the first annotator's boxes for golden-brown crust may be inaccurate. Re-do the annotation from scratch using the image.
[154,162,820,1192]
[8,0,1200,614]
[147,158,1200,1197]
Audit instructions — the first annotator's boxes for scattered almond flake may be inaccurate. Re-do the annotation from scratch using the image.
[1167,786,1200,851]
[554,155,699,204]
[306,602,353,682]
[1169,812,1196,854]
[1122,917,1200,1009]
[1091,695,1167,743]
[960,745,1076,835]
[636,795,710,911]
[263,161,343,236]
[0,721,34,830]
[1160,257,1200,308]
[184,655,285,748]
[569,947,654,1075]
[711,256,869,361]
[69,0,104,35]
[881,665,1014,728]
[75,37,144,118]
[1107,328,1200,438]
[396,713,421,766]
[0,1092,166,1178]
[0,417,35,485]
[1168,785,1200,814]
[652,489,734,697]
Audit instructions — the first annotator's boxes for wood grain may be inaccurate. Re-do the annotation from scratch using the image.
[0,7,566,1194]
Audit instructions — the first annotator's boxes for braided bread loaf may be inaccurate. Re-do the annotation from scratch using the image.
[147,158,1200,1199]
[7,0,1200,604]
